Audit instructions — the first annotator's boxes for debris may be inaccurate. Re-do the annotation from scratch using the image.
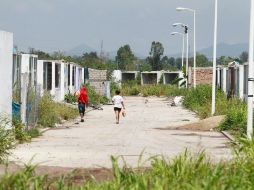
[171,96,184,106]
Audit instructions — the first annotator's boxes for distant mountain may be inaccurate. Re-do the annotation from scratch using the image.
[199,43,248,59]
[106,51,146,60]
[169,43,248,59]
[66,43,97,56]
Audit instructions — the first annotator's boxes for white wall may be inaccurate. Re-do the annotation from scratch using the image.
[239,65,244,100]
[112,70,122,83]
[0,30,13,118]
[69,64,74,93]
[60,63,65,101]
[21,54,30,73]
[37,60,44,95]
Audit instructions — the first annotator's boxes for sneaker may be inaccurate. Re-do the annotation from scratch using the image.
[81,119,84,122]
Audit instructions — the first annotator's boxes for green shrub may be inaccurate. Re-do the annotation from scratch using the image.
[183,85,248,136]
[26,128,41,139]
[183,85,227,118]
[110,81,120,95]
[39,94,79,127]
[0,118,14,163]
[38,94,60,127]
[64,93,77,104]
[219,99,247,136]
[12,119,31,143]
[55,103,78,121]
[85,84,109,105]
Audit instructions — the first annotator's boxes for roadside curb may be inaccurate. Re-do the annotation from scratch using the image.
[221,131,235,142]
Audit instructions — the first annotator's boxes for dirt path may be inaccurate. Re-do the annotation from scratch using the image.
[9,97,231,169]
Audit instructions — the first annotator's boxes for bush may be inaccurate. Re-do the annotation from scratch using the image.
[0,118,14,163]
[55,103,78,121]
[39,94,79,127]
[183,85,227,118]
[121,84,186,97]
[85,84,109,105]
[12,119,31,143]
[26,128,41,139]
[183,85,248,136]
[219,99,247,136]
[38,94,60,127]
[64,93,77,104]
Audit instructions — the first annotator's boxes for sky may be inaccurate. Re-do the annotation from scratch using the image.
[0,0,251,56]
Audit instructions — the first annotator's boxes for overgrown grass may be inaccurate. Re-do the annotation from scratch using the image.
[12,119,31,143]
[182,85,247,137]
[121,83,247,136]
[121,82,187,97]
[0,118,14,163]
[38,94,79,127]
[3,144,254,189]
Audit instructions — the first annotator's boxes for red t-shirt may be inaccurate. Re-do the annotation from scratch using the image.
[78,87,88,106]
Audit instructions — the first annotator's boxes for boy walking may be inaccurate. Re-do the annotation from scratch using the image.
[112,90,125,124]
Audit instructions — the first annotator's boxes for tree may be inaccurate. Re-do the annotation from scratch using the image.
[217,56,234,66]
[196,54,212,67]
[147,41,164,71]
[239,51,248,63]
[29,48,52,60]
[115,45,135,70]
[175,58,182,69]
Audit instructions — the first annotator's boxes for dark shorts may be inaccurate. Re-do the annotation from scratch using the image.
[78,103,86,114]
[114,107,122,112]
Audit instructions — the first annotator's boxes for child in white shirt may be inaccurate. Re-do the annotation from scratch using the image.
[112,90,125,124]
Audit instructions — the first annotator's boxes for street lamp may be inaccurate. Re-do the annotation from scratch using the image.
[173,23,189,87]
[211,0,218,116]
[247,0,254,139]
[176,7,197,88]
[171,32,185,69]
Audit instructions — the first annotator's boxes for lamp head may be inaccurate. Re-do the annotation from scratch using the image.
[170,32,183,36]
[176,7,187,11]
[172,23,183,27]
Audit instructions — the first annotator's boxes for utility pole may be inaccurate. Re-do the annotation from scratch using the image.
[211,0,218,116]
[247,0,254,139]
[185,25,189,88]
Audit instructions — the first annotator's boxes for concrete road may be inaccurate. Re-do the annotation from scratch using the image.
[10,97,231,168]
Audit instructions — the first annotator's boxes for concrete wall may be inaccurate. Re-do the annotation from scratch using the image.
[88,68,107,81]
[163,71,183,86]
[112,70,122,83]
[0,30,13,118]
[87,68,109,96]
[121,71,139,82]
[20,54,38,86]
[141,71,162,85]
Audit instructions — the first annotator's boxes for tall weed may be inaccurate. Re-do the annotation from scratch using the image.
[0,117,14,163]
[39,94,78,127]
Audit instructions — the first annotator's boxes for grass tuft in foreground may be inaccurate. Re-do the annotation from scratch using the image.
[2,144,254,189]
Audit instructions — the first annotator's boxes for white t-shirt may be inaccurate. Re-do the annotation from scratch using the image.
[112,95,124,108]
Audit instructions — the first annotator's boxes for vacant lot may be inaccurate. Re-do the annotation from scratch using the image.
[10,97,231,168]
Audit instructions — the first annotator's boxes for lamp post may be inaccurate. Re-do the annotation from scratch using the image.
[176,7,196,88]
[173,23,189,87]
[171,32,185,68]
[211,0,218,116]
[247,0,254,139]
